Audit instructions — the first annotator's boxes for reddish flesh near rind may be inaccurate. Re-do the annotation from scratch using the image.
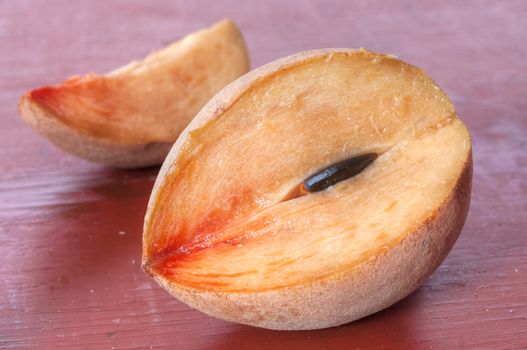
[146,160,261,272]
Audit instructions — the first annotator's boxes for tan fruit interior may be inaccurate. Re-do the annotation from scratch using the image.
[22,19,249,144]
[143,50,471,292]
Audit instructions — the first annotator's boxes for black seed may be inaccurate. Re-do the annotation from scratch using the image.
[303,153,378,192]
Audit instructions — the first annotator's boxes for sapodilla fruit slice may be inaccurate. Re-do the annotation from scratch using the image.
[142,49,472,330]
[18,19,249,168]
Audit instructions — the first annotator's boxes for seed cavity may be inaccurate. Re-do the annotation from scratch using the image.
[284,153,378,201]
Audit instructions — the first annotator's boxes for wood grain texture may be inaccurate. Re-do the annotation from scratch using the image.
[0,0,526,349]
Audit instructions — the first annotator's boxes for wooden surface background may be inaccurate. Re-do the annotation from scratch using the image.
[1,0,526,349]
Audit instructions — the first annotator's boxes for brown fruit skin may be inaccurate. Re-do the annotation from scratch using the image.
[143,49,472,330]
[18,97,172,168]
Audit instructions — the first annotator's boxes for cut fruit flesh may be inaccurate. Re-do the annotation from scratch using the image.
[149,120,468,290]
[22,19,248,144]
[18,19,249,167]
[142,49,472,328]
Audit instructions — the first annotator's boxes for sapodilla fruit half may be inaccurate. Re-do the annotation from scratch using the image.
[142,48,472,330]
[18,19,249,168]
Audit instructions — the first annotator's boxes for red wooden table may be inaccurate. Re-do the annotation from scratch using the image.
[1,1,526,349]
